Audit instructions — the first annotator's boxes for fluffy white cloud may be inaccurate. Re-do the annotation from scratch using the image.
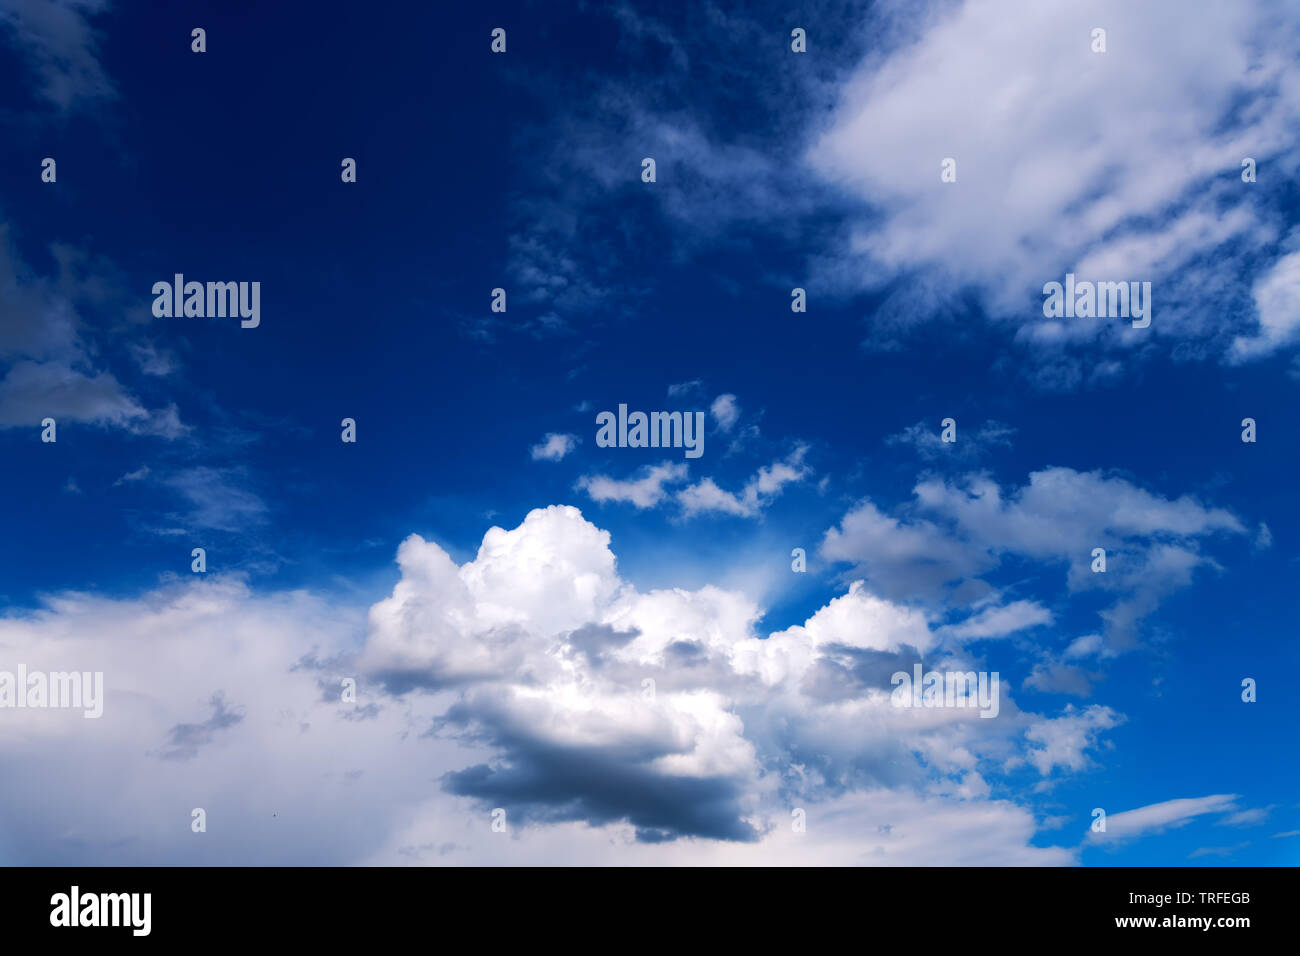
[578,447,810,520]
[0,505,1122,863]
[808,0,1300,364]
[677,449,810,518]
[1022,704,1124,774]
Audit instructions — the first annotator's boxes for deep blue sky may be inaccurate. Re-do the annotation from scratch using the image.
[0,0,1296,865]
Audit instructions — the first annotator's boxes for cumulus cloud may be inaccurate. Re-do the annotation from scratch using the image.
[0,506,1120,862]
[360,508,1112,839]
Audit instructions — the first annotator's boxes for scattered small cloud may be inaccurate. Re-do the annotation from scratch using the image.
[576,462,688,509]
[530,432,579,462]
[710,393,739,432]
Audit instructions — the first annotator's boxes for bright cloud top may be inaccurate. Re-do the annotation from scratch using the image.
[0,504,1135,863]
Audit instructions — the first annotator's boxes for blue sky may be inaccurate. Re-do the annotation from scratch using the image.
[0,0,1297,865]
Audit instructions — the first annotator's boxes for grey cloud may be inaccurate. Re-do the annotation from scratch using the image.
[157,693,244,762]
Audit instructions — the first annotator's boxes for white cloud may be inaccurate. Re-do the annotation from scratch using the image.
[576,462,688,509]
[808,0,1300,365]
[677,449,810,518]
[578,447,810,519]
[1023,704,1124,775]
[1085,794,1239,845]
[364,786,1071,866]
[820,499,993,602]
[710,393,739,432]
[530,432,579,462]
[1231,249,1300,360]
[824,468,1246,649]
[1064,634,1104,660]
[0,506,1117,862]
[914,469,1243,558]
[675,477,750,517]
[943,600,1052,641]
[1217,806,1273,827]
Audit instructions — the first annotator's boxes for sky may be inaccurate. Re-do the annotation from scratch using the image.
[0,0,1297,865]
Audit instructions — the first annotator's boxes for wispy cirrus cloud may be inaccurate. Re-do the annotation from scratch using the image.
[1085,794,1241,846]
[0,0,117,112]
